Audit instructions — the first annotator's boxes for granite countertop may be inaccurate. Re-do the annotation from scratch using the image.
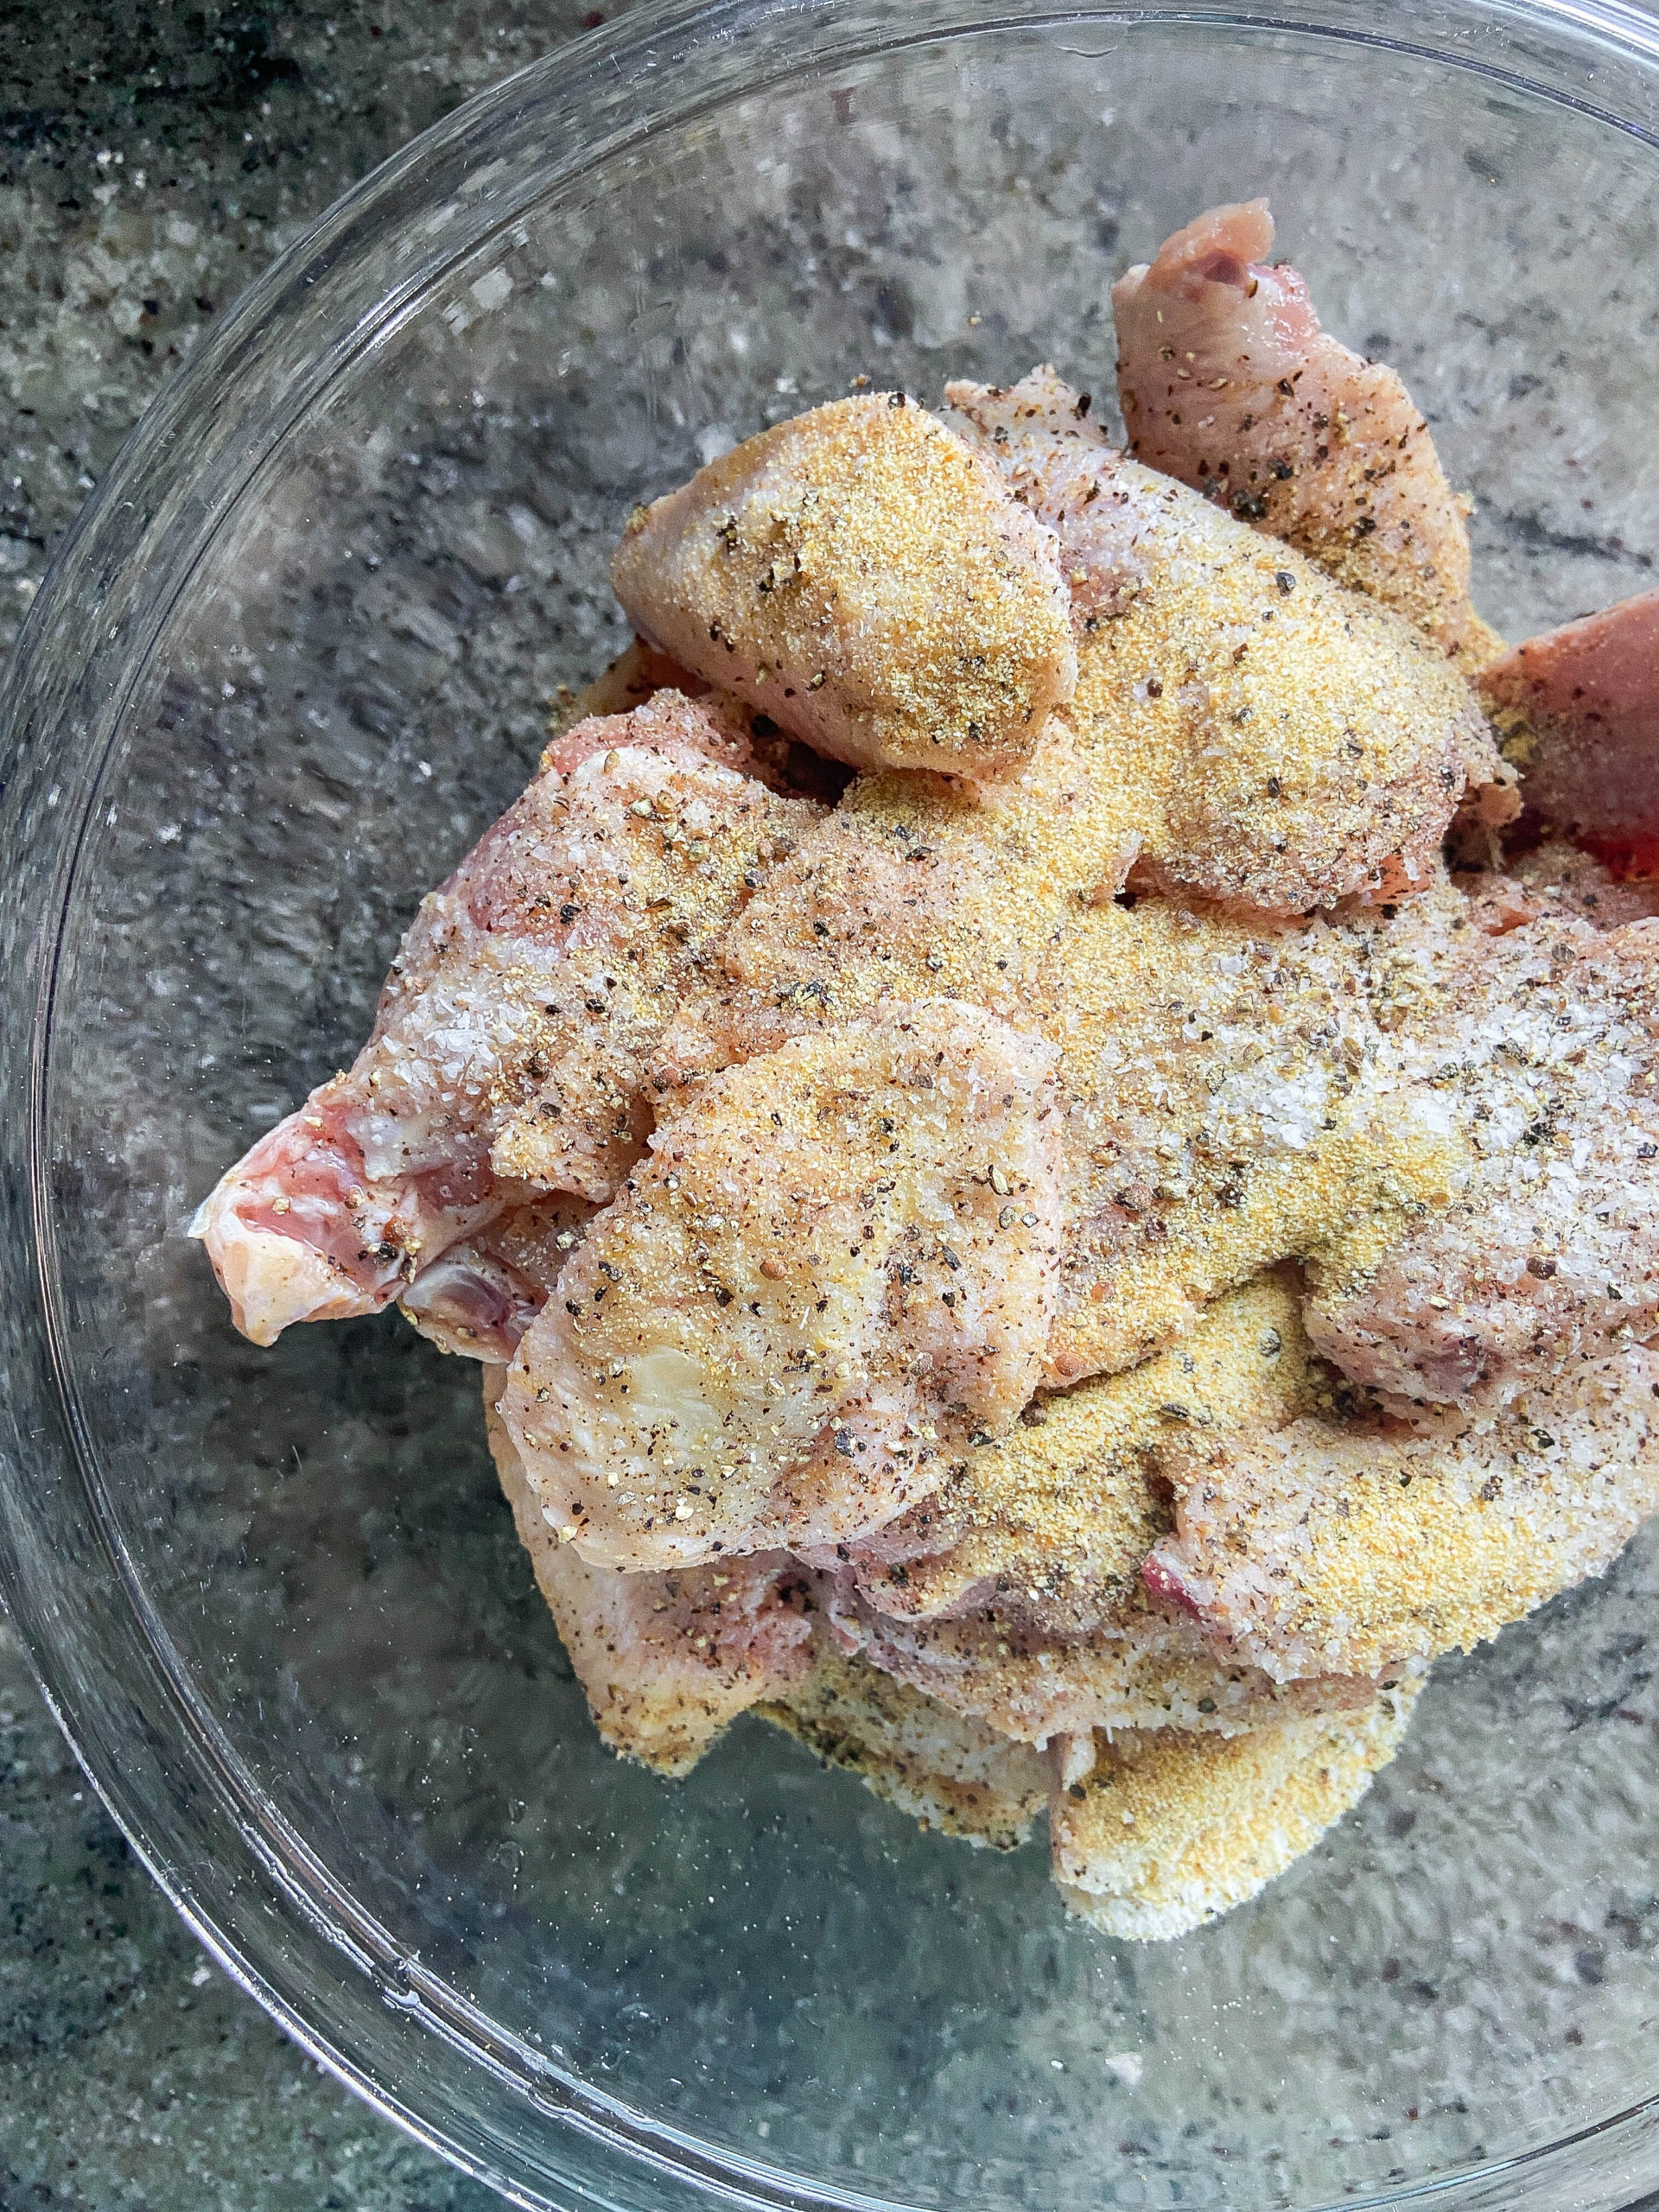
[0,10,617,2205]
[6,9,1659,2212]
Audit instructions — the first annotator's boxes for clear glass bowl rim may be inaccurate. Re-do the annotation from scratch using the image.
[4,3,1659,2207]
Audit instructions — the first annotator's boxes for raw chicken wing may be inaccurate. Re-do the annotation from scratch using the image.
[192,691,822,1343]
[613,395,1077,782]
[487,1376,814,1773]
[1305,914,1659,1411]
[499,1001,1064,1569]
[946,368,1502,913]
[1113,200,1496,668]
[1145,1344,1659,1681]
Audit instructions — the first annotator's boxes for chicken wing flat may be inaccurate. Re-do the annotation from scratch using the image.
[613,394,1077,783]
[1304,913,1659,1412]
[1112,200,1496,671]
[945,366,1503,914]
[1050,1684,1421,1941]
[499,1001,1064,1569]
[1145,1344,1659,1681]
[192,691,823,1343]
[487,1373,815,1774]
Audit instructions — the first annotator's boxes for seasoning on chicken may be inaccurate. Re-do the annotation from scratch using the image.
[1144,1344,1659,1682]
[1112,200,1498,671]
[654,738,1467,1394]
[488,1376,816,1774]
[1480,588,1659,865]
[816,1275,1381,1743]
[613,395,1077,782]
[836,1594,1376,1747]
[759,1637,1052,1850]
[652,723,1134,1078]
[1049,1685,1421,1940]
[191,690,822,1343]
[1303,913,1659,1412]
[839,1271,1320,1632]
[499,1001,1064,1570]
[945,368,1503,913]
[400,1196,595,1363]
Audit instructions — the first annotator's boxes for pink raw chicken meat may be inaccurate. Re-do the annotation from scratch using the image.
[399,1195,597,1363]
[1112,199,1497,671]
[191,690,823,1344]
[1480,588,1659,858]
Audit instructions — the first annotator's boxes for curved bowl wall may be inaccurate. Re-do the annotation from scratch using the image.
[3,3,1659,2207]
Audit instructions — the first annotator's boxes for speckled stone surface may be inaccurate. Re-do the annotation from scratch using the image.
[8,7,1659,2212]
[0,1619,501,2210]
[0,10,627,2205]
[0,3,626,658]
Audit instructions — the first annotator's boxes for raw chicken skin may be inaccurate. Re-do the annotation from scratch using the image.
[1112,200,1497,669]
[499,1001,1065,1570]
[399,1195,596,1363]
[613,394,1077,783]
[1480,588,1659,859]
[1458,836,1659,934]
[486,1375,813,1774]
[653,723,1140,1083]
[551,637,856,806]
[191,691,822,1343]
[1145,1344,1659,1681]
[813,1273,1378,1745]
[945,368,1502,914]
[188,1084,499,1347]
[1304,914,1659,1411]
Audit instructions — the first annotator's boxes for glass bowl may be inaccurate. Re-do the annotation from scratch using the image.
[5,3,1659,2206]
